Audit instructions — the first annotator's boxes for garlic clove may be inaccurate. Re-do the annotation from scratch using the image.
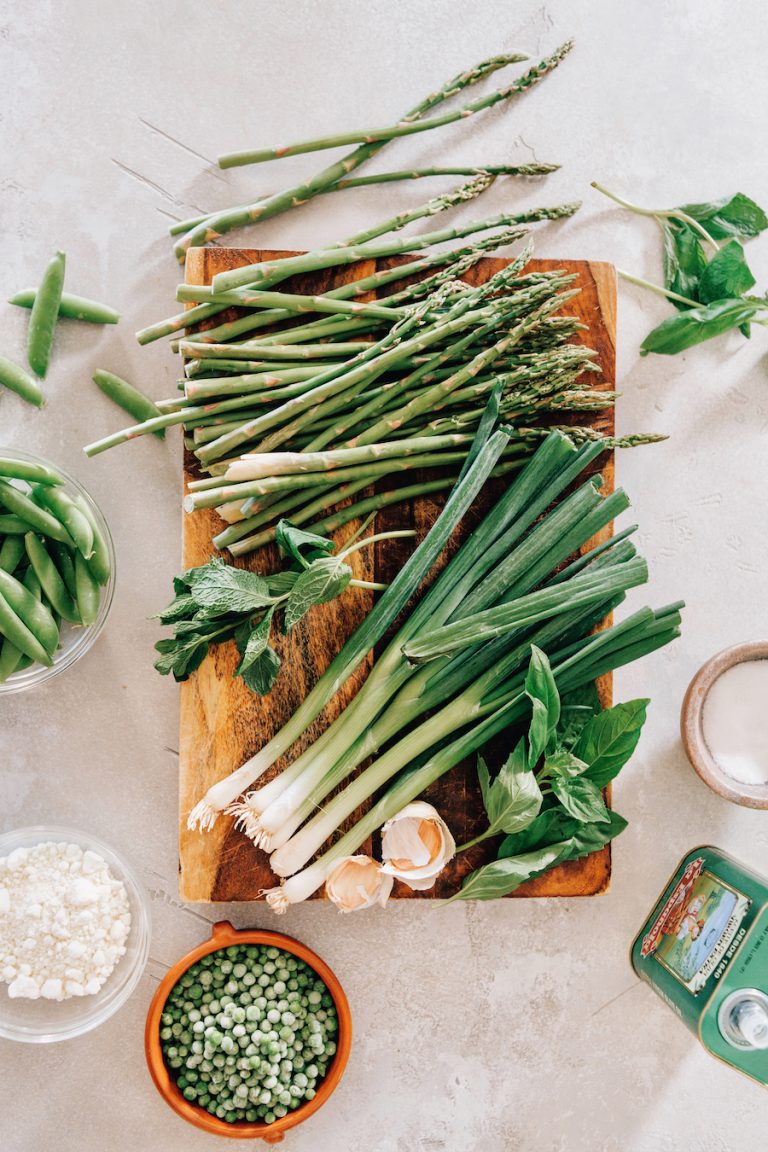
[380,801,455,891]
[325,855,393,913]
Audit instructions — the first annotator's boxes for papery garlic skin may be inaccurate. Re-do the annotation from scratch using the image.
[380,801,456,891]
[325,855,393,913]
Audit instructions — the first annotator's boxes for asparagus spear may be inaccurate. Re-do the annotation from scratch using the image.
[173,50,529,260]
[209,203,580,294]
[166,164,559,236]
[218,43,573,168]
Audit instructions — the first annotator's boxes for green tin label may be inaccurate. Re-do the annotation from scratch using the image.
[641,859,751,994]
[633,845,768,1085]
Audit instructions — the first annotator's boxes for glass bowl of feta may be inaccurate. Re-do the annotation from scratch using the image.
[0,825,151,1043]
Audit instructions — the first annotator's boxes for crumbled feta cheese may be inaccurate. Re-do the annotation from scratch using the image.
[0,842,131,1002]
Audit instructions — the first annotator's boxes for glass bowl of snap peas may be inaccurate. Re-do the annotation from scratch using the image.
[0,448,115,693]
[145,921,352,1140]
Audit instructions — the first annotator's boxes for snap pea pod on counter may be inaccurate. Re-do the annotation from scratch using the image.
[9,288,119,325]
[92,370,165,438]
[27,251,66,379]
[0,356,45,408]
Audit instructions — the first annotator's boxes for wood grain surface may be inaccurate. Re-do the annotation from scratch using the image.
[178,249,616,903]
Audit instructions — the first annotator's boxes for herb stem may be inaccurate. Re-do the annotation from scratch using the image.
[591,182,720,251]
[338,529,417,561]
[617,270,699,308]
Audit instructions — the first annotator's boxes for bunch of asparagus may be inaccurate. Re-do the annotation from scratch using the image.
[83,41,661,557]
[85,223,658,553]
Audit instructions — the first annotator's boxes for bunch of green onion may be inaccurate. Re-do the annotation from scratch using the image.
[185,429,681,910]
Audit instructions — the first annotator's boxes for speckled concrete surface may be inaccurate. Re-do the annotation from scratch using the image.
[2,1,768,1148]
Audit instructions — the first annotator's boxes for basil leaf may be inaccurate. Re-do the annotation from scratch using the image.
[275,520,335,569]
[698,239,756,304]
[188,558,277,614]
[552,775,610,823]
[544,748,589,778]
[678,193,768,240]
[524,645,560,764]
[564,810,628,858]
[663,223,706,309]
[476,746,542,838]
[574,698,649,788]
[499,809,581,857]
[556,682,600,749]
[284,556,352,631]
[235,609,275,676]
[640,298,759,355]
[445,840,574,902]
[499,808,628,861]
[240,645,281,696]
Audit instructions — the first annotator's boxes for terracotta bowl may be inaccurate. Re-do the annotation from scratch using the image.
[145,921,352,1143]
[681,640,768,810]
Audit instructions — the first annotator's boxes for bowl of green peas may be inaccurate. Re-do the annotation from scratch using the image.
[0,447,115,693]
[145,921,352,1141]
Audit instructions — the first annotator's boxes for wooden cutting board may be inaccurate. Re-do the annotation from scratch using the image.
[178,249,616,903]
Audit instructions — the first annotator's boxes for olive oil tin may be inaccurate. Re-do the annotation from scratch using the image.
[632,846,768,1087]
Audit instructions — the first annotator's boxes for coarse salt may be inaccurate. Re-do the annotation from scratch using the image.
[0,841,131,1001]
[702,659,768,786]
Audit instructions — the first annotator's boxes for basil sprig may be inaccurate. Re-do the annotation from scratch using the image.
[447,646,648,901]
[593,183,768,355]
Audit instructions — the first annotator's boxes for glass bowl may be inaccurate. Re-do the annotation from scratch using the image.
[0,447,115,694]
[145,921,352,1141]
[0,825,151,1043]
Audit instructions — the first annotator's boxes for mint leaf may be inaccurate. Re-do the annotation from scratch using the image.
[235,609,274,676]
[154,593,197,625]
[552,775,610,823]
[284,556,352,631]
[663,223,706,309]
[445,840,574,902]
[524,645,560,765]
[154,634,210,680]
[275,520,335,568]
[574,699,649,788]
[476,746,542,839]
[640,298,758,355]
[698,239,756,304]
[678,193,768,240]
[240,645,281,695]
[187,558,277,614]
